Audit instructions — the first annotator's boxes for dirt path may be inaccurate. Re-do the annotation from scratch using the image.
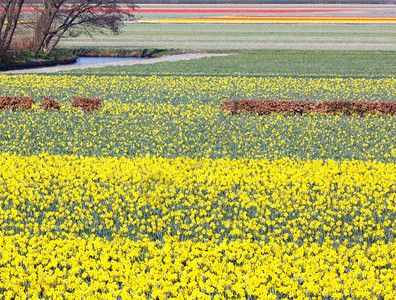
[2,53,232,74]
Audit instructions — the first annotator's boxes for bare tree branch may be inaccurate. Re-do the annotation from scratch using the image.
[32,0,137,57]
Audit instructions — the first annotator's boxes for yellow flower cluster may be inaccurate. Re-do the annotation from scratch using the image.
[1,154,396,298]
[1,234,396,299]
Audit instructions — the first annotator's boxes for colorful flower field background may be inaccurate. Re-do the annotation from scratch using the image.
[12,6,396,23]
[135,7,396,23]
[141,16,396,23]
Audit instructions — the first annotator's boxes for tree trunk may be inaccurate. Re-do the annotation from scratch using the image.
[42,32,54,50]
[0,0,24,52]
[1,0,17,50]
[0,1,13,36]
[32,0,61,57]
[0,0,24,62]
[44,30,63,56]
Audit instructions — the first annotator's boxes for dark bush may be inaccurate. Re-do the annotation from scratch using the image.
[0,96,35,110]
[71,96,102,112]
[0,96,11,110]
[41,97,61,111]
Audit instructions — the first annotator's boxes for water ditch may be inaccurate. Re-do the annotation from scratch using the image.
[74,57,144,65]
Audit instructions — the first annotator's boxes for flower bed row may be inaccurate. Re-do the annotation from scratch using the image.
[0,96,101,112]
[221,99,396,116]
[1,153,396,298]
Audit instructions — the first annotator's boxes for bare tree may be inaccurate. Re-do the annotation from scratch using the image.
[32,0,137,57]
[0,0,25,61]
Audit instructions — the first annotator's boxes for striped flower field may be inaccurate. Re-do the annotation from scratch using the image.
[140,16,396,23]
[133,4,396,23]
[13,4,396,24]
[136,5,396,23]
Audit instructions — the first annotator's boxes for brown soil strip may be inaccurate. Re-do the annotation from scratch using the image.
[221,99,396,116]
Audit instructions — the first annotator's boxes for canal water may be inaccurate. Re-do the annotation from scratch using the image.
[74,57,143,65]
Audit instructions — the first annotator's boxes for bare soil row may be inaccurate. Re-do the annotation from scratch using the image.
[0,96,101,112]
[221,99,396,116]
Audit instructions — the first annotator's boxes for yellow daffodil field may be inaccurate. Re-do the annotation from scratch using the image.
[1,71,396,299]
